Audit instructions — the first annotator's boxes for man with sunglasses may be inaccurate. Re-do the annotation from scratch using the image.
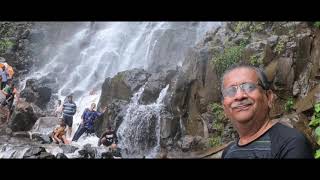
[221,64,313,159]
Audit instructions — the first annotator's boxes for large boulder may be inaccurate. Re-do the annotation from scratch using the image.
[95,68,151,136]
[56,153,68,159]
[98,68,151,108]
[8,101,38,132]
[23,146,55,159]
[170,45,220,138]
[77,144,97,159]
[20,79,52,110]
[177,135,204,152]
[139,69,178,105]
[31,116,59,135]
[31,133,51,144]
[59,144,79,154]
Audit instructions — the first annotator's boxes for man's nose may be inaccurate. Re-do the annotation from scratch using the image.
[233,87,248,100]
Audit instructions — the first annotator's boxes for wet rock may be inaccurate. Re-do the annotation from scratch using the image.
[20,79,52,109]
[139,70,178,105]
[56,153,68,159]
[178,135,204,152]
[101,152,113,159]
[12,131,30,139]
[23,146,46,158]
[96,68,152,135]
[38,152,55,159]
[59,144,78,154]
[98,68,150,108]
[31,133,51,144]
[78,144,97,159]
[31,116,59,134]
[8,101,38,132]
[170,46,220,137]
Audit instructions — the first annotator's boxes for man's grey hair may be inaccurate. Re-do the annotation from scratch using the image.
[220,63,271,93]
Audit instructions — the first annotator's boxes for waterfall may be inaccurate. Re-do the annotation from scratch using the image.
[9,22,221,158]
[117,84,169,158]
[25,22,220,99]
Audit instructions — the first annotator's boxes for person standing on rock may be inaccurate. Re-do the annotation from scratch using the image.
[0,66,9,90]
[221,63,313,159]
[72,103,107,141]
[62,95,77,137]
[54,99,63,117]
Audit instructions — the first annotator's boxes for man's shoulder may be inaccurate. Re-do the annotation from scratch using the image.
[269,122,313,158]
[269,122,310,150]
[269,122,306,140]
[221,141,236,158]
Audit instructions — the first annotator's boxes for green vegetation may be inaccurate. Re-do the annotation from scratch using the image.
[308,102,320,159]
[0,38,14,54]
[212,42,246,76]
[234,22,265,34]
[274,38,286,55]
[314,21,320,29]
[211,102,225,121]
[284,97,294,112]
[249,54,263,66]
[234,22,250,33]
[208,136,221,147]
[207,102,226,148]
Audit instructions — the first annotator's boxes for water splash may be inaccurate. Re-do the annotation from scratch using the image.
[117,85,169,158]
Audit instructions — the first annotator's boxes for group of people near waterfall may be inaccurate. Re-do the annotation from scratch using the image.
[50,94,121,158]
[0,62,19,124]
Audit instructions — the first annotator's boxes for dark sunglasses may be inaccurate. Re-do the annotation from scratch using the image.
[222,82,262,98]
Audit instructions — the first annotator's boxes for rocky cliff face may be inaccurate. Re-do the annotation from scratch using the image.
[168,22,320,152]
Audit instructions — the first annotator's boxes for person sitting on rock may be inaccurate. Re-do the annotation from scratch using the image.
[72,103,107,141]
[98,126,118,147]
[51,118,69,144]
[0,80,13,106]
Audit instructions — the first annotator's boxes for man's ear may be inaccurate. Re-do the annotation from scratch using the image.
[266,90,274,109]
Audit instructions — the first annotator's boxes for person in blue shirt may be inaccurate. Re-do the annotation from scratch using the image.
[72,103,107,141]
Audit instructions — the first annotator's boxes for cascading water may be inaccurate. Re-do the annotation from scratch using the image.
[6,22,221,158]
[117,84,169,158]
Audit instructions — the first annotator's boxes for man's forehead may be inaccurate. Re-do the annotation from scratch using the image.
[223,68,258,85]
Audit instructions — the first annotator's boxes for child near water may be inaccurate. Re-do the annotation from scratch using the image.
[51,118,70,144]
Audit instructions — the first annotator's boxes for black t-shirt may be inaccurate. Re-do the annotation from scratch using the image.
[222,123,314,159]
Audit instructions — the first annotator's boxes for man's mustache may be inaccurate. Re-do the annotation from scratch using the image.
[231,99,254,109]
